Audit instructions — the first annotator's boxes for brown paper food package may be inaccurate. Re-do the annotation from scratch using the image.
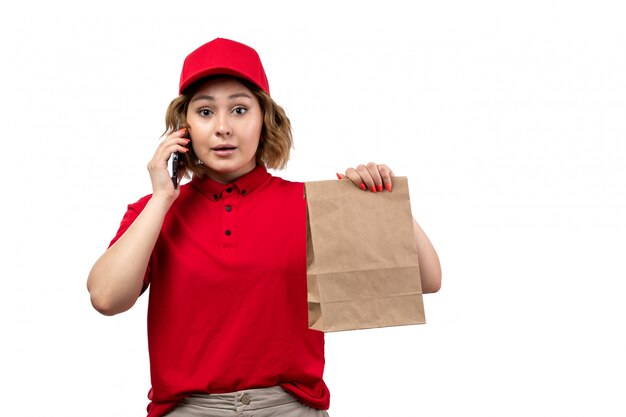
[305,177,425,332]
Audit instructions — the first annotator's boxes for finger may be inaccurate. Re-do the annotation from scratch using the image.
[355,164,377,193]
[169,127,188,138]
[154,145,189,172]
[168,142,191,155]
[377,164,394,191]
[365,162,384,192]
[344,167,367,191]
[150,137,190,174]
[163,129,190,147]
[159,128,188,149]
[161,133,191,154]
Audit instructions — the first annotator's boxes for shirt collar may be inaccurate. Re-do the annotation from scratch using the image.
[190,165,270,202]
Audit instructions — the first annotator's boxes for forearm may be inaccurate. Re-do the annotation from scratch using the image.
[413,219,442,293]
[87,196,173,315]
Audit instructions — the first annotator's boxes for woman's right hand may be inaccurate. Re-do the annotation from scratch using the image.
[147,127,190,202]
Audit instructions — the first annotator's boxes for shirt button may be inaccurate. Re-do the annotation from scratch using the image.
[226,187,233,193]
[241,394,251,405]
[225,205,232,212]
[225,230,231,236]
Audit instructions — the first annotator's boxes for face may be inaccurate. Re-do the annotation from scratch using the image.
[186,76,263,183]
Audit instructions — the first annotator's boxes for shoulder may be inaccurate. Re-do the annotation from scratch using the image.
[266,173,304,196]
[126,193,153,213]
[267,171,303,187]
[108,193,152,248]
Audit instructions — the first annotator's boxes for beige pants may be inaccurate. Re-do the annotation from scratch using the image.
[164,386,329,417]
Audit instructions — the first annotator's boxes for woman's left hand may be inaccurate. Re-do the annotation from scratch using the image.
[337,162,394,192]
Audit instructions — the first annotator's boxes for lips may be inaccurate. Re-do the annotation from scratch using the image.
[212,144,237,151]
[212,144,237,157]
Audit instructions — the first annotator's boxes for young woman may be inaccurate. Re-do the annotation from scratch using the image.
[87,37,441,417]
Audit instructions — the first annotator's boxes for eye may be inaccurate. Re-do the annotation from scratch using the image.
[233,106,247,115]
[198,108,213,117]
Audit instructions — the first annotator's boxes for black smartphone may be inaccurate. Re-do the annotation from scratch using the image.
[168,151,180,188]
[169,125,189,189]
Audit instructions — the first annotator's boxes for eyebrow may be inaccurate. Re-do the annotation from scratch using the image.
[191,92,253,102]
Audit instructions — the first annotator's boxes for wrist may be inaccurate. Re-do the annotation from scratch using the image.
[149,192,176,211]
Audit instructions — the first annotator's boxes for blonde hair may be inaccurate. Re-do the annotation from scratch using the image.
[163,77,293,178]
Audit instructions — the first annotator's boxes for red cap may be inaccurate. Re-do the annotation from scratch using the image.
[179,38,270,95]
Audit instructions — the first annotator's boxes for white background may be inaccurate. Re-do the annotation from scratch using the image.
[1,0,625,416]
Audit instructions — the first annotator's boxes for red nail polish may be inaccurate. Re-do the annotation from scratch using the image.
[386,184,392,192]
[369,185,376,193]
[359,183,367,191]
[336,173,343,180]
[376,184,383,192]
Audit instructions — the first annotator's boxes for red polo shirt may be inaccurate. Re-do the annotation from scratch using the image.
[109,166,329,417]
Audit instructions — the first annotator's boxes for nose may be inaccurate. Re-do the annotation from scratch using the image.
[216,114,232,137]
